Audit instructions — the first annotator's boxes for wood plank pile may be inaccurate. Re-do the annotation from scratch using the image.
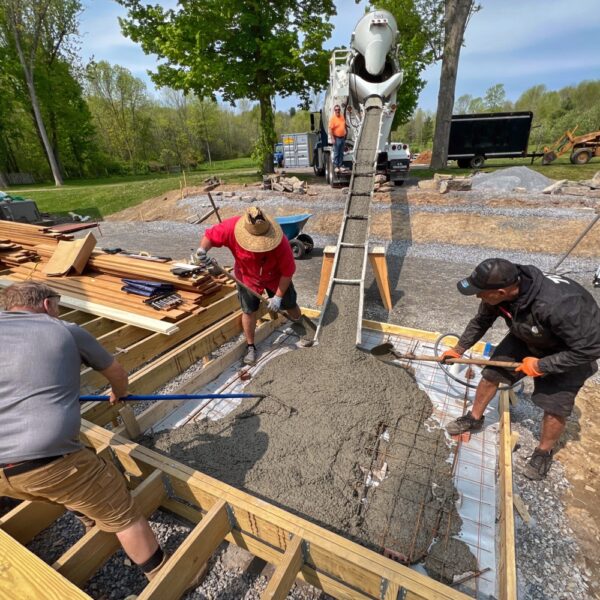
[0,221,233,323]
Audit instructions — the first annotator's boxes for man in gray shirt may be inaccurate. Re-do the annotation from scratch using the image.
[0,282,170,581]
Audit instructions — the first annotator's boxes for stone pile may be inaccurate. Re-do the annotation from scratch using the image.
[263,174,308,194]
[417,173,473,194]
[542,171,600,197]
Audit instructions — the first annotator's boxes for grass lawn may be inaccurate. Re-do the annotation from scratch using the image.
[4,155,598,220]
[6,158,257,219]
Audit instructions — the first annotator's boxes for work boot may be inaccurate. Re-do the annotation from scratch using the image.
[523,447,554,480]
[243,344,257,366]
[446,411,485,436]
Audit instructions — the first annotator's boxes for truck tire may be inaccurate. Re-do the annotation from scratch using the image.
[394,180,404,186]
[313,150,325,176]
[570,148,592,165]
[470,155,485,169]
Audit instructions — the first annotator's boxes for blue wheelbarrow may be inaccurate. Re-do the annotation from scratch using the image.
[275,213,314,259]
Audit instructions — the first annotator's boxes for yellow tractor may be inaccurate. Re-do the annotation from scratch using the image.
[542,126,600,165]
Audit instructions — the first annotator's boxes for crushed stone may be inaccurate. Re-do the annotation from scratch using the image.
[471,166,553,193]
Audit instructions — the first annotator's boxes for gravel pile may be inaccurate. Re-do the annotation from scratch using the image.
[471,166,554,193]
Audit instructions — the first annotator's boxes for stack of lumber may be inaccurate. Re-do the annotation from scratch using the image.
[0,241,39,266]
[0,221,233,326]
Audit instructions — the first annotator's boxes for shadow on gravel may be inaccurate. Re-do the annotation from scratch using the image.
[366,187,411,315]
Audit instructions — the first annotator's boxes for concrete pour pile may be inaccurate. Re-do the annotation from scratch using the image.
[149,107,478,585]
[472,166,553,193]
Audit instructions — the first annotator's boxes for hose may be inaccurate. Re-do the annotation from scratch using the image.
[433,333,522,392]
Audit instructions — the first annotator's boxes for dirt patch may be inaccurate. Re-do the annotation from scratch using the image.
[559,383,600,598]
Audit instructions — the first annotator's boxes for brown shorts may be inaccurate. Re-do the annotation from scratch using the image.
[482,334,597,418]
[0,448,141,533]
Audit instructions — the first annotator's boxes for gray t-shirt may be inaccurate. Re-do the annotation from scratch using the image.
[0,311,114,463]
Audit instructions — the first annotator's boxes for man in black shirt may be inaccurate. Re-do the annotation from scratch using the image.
[443,258,600,479]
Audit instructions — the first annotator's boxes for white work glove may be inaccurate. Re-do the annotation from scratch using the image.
[191,247,210,267]
[266,295,282,312]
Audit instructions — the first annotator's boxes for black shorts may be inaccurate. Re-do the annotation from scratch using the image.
[237,282,298,314]
[481,334,597,417]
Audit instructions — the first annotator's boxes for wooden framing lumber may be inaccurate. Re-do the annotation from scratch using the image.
[301,307,488,355]
[80,422,470,600]
[80,292,240,392]
[139,499,232,600]
[0,278,179,334]
[498,390,517,600]
[0,529,90,600]
[261,535,303,600]
[53,469,165,586]
[0,501,65,545]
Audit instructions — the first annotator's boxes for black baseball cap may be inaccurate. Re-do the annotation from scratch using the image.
[457,258,519,295]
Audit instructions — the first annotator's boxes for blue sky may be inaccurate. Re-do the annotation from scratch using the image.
[79,0,600,112]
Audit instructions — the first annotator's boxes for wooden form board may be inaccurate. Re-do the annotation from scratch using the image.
[0,278,179,335]
[73,312,515,599]
[0,302,513,599]
[74,421,471,600]
[498,390,518,599]
[0,528,91,600]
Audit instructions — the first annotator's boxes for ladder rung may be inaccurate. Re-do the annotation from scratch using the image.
[339,242,365,248]
[332,278,362,285]
[345,215,368,220]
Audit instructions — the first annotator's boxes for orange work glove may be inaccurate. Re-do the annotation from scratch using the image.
[440,348,462,363]
[515,356,543,377]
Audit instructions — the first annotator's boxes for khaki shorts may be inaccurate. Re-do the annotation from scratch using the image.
[0,448,141,533]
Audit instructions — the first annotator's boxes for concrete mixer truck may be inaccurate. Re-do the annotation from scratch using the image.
[311,10,410,187]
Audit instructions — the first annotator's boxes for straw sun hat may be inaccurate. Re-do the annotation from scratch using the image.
[234,207,283,252]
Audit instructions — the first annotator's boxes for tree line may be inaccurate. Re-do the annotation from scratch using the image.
[2,1,597,186]
[396,80,600,152]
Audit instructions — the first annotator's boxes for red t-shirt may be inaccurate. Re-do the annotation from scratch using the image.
[205,216,296,294]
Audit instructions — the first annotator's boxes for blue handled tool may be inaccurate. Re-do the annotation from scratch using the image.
[80,393,265,401]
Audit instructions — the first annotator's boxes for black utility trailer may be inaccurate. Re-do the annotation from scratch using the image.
[448,111,540,168]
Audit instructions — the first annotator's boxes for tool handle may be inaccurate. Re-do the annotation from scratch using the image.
[395,353,521,369]
[80,393,265,402]
[211,261,293,319]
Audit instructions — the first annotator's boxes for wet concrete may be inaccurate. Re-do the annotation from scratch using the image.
[147,107,478,583]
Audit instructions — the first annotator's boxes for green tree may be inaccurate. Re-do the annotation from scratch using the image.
[483,83,507,111]
[85,61,150,173]
[117,0,336,173]
[1,0,82,185]
[430,0,480,168]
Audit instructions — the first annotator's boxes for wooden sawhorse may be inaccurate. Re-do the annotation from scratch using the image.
[316,245,393,310]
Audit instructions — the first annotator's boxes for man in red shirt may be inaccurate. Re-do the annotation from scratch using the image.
[195,207,306,365]
[328,104,347,173]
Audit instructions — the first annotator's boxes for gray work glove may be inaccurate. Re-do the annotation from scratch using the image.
[266,295,282,312]
[191,247,210,267]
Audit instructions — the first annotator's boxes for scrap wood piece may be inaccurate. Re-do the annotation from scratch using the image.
[43,232,97,276]
[513,494,531,525]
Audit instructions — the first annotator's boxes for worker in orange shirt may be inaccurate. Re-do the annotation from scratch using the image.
[328,104,347,173]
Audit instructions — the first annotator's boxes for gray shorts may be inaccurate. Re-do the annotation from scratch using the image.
[482,334,597,417]
[237,282,298,314]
